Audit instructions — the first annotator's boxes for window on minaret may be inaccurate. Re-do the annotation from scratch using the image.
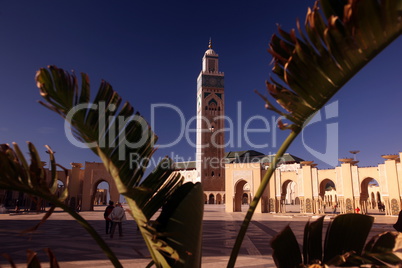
[209,102,217,111]
[211,171,215,177]
[208,59,215,72]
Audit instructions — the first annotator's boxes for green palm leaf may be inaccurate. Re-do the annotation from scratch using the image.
[264,0,402,128]
[153,182,204,267]
[36,66,203,267]
[303,216,324,264]
[229,0,402,266]
[0,143,120,267]
[271,225,302,268]
[323,214,374,263]
[362,231,402,266]
[0,143,69,205]
[271,214,400,267]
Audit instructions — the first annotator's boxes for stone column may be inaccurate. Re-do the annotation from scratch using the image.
[69,163,83,210]
[382,155,401,215]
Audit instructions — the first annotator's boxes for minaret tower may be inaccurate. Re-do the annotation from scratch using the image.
[196,39,225,203]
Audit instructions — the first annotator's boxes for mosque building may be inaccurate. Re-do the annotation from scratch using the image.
[0,42,400,216]
[174,41,401,216]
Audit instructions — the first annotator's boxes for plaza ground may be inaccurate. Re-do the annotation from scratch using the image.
[0,204,398,267]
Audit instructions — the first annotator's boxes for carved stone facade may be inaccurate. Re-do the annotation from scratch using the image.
[225,153,402,216]
[0,162,120,211]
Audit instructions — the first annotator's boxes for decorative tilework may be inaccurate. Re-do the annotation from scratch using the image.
[305,198,312,213]
[269,198,275,212]
[391,198,399,215]
[202,75,224,88]
[346,198,353,213]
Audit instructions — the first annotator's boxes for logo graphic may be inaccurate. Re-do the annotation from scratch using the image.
[301,101,339,166]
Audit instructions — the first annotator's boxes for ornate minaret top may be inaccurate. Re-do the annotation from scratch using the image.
[202,39,220,74]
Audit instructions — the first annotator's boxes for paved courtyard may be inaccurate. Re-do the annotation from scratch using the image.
[0,205,398,267]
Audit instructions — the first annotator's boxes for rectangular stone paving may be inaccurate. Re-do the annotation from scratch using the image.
[0,205,397,267]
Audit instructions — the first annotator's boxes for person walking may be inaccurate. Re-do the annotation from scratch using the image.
[109,202,126,238]
[333,204,337,214]
[104,200,114,234]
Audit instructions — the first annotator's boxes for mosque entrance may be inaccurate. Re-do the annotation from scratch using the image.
[234,179,248,212]
[208,194,215,204]
[361,178,384,215]
[319,179,337,213]
[89,180,110,211]
[281,180,298,213]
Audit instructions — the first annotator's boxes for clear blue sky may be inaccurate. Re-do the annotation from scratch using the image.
[0,0,401,172]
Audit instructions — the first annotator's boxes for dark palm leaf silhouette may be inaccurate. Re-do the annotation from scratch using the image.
[36,66,203,267]
[229,1,402,266]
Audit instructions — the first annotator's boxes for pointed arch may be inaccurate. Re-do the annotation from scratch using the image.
[216,193,222,204]
[234,179,248,212]
[361,177,379,214]
[89,179,110,211]
[281,180,297,205]
[208,193,215,204]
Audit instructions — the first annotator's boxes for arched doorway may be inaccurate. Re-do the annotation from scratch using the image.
[319,179,337,213]
[90,180,110,211]
[281,180,298,212]
[285,181,296,204]
[216,193,222,204]
[98,181,111,204]
[234,179,248,212]
[363,178,383,214]
[208,194,215,204]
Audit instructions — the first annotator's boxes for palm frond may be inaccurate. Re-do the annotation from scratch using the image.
[271,214,402,267]
[0,142,122,267]
[363,231,402,265]
[271,225,303,268]
[324,214,374,263]
[0,143,68,203]
[303,216,325,264]
[262,0,402,129]
[36,66,203,267]
[154,182,204,267]
[229,1,402,266]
